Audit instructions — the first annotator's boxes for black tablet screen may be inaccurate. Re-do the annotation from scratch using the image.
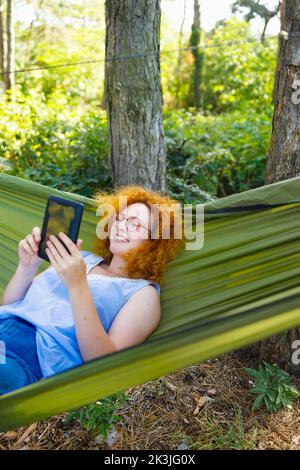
[46,200,75,238]
[40,200,75,256]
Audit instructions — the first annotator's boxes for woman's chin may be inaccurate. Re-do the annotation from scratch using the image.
[110,239,131,253]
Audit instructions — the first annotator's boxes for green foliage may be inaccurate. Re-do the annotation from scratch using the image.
[65,391,131,440]
[245,361,299,413]
[0,14,276,202]
[0,87,270,202]
[160,16,277,113]
[14,0,105,109]
[160,11,194,110]
[164,106,271,202]
[0,87,112,197]
[202,18,277,113]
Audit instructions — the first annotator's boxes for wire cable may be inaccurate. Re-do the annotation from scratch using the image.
[0,36,276,76]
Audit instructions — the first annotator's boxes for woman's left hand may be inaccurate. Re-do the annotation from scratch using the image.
[45,232,86,291]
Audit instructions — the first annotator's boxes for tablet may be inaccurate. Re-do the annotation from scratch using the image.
[38,195,84,262]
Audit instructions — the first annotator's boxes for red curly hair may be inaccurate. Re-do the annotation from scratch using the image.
[90,185,184,287]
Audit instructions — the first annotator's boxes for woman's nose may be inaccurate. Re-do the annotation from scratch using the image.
[116,221,128,237]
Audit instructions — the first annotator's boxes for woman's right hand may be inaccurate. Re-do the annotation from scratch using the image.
[18,226,43,268]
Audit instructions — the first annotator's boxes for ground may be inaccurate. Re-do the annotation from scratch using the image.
[1,350,300,450]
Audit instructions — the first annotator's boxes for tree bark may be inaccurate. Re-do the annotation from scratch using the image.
[105,0,167,192]
[174,0,186,106]
[189,0,202,109]
[0,0,5,92]
[260,0,300,376]
[266,0,300,182]
[5,0,14,91]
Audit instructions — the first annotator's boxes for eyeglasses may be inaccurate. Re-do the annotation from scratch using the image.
[112,214,151,232]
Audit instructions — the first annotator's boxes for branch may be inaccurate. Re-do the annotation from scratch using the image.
[232,0,281,21]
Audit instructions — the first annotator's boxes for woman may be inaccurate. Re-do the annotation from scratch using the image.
[0,185,183,395]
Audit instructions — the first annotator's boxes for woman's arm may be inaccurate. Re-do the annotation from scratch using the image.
[1,263,39,305]
[44,232,116,361]
[69,281,161,362]
[45,232,160,361]
[68,282,117,362]
[69,283,161,362]
[2,226,43,306]
[44,232,134,361]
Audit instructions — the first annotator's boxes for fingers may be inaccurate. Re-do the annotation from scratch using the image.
[46,235,70,259]
[46,232,82,267]
[19,238,35,256]
[45,246,58,268]
[58,232,79,256]
[46,238,68,269]
[22,228,39,255]
[32,226,41,244]
[23,227,41,253]
[46,244,60,264]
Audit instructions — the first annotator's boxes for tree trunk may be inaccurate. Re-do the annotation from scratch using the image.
[0,0,5,92]
[189,0,202,109]
[174,0,186,106]
[105,0,167,192]
[266,0,300,183]
[5,0,14,91]
[260,0,300,376]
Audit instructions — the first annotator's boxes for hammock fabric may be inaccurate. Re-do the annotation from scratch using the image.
[1,172,300,432]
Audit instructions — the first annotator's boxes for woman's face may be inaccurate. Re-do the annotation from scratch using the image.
[109,202,151,255]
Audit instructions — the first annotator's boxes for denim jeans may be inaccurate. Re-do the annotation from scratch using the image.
[0,315,43,395]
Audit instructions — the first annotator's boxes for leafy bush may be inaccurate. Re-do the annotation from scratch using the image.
[245,361,299,413]
[65,392,131,440]
[161,17,277,114]
[0,86,111,197]
[0,90,271,203]
[164,106,272,202]
[202,18,277,114]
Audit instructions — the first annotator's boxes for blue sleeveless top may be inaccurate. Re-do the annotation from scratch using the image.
[0,250,160,379]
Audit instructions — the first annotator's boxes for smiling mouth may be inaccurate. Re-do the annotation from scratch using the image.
[114,235,129,242]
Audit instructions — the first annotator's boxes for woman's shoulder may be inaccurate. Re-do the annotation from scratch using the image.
[147,281,160,295]
[130,278,160,296]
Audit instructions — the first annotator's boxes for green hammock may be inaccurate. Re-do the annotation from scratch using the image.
[1,172,300,432]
